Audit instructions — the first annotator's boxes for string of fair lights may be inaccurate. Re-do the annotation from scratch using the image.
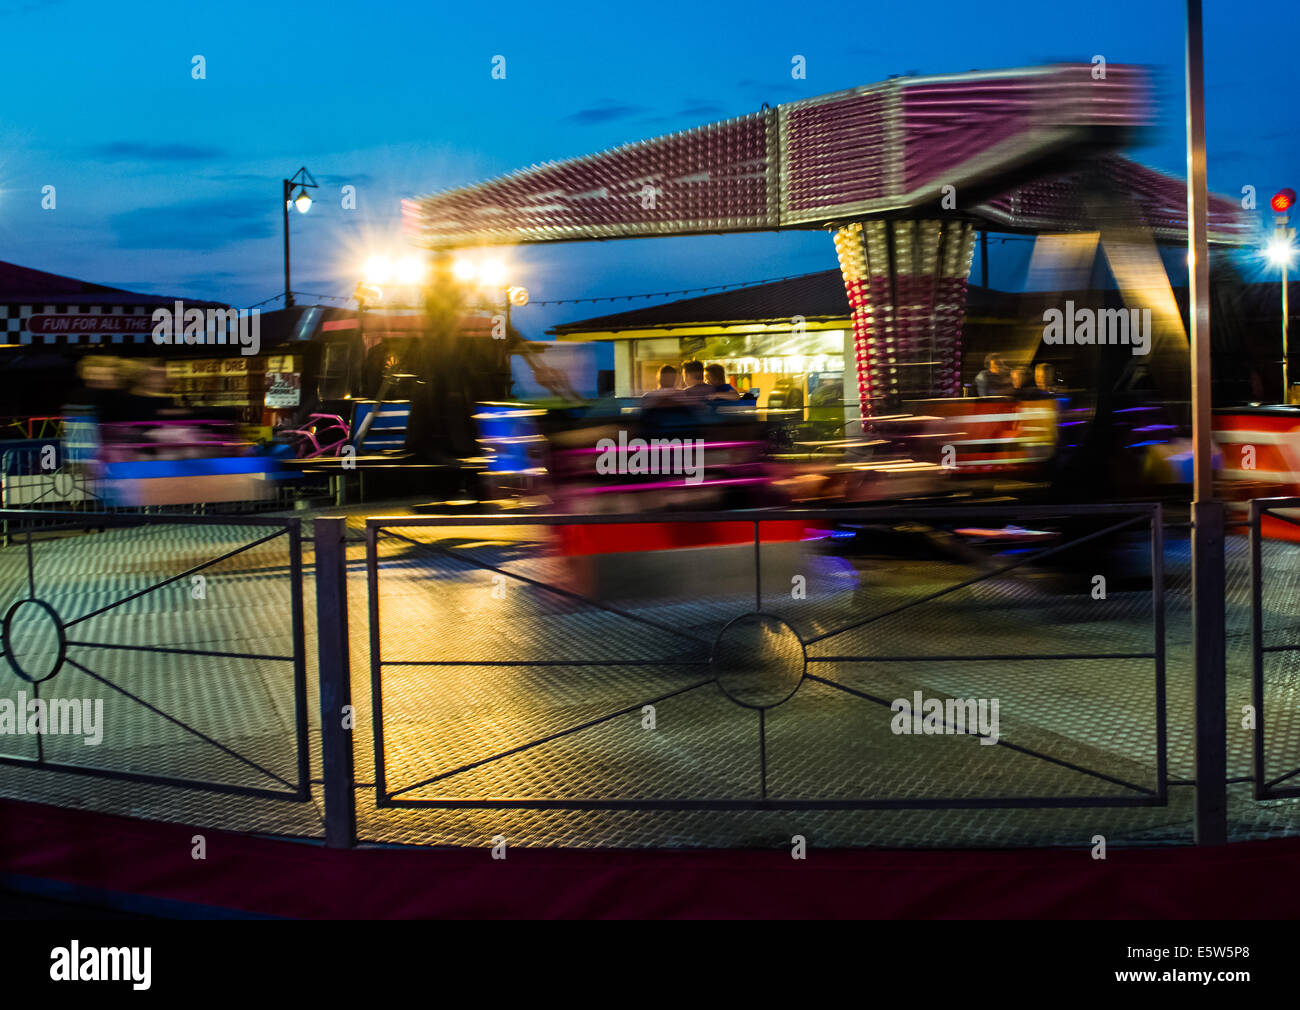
[247,221,1300,314]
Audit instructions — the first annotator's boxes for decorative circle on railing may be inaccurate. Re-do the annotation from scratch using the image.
[1,598,67,684]
[711,613,806,710]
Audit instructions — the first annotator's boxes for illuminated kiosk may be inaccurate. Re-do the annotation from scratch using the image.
[403,63,1248,420]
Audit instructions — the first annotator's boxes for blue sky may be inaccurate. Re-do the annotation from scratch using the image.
[0,0,1294,338]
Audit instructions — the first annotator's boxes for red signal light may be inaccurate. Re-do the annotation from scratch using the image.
[1271,188,1296,212]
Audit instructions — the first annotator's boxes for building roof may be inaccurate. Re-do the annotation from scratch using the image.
[550,271,849,334]
[552,265,1288,351]
[550,271,1018,336]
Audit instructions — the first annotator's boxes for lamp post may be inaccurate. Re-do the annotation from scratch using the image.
[350,280,383,451]
[354,279,383,364]
[282,167,318,308]
[352,254,432,448]
[1267,189,1296,402]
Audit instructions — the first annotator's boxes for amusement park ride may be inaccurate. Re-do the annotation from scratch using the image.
[400,61,1262,519]
[404,62,1246,412]
[7,62,1278,518]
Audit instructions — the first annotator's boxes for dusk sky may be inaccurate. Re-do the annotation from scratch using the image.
[0,0,1293,338]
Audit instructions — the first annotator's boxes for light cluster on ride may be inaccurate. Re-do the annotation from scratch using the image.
[452,255,529,306]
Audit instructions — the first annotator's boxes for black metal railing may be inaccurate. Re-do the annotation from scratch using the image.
[364,503,1167,811]
[0,509,310,801]
[1249,497,1300,800]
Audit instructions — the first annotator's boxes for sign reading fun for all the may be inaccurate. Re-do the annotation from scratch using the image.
[29,314,152,334]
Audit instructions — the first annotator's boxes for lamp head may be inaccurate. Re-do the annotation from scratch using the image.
[1267,236,1295,267]
[354,281,383,305]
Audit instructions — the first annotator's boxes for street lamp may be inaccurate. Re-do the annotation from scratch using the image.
[282,167,318,308]
[1269,189,1296,402]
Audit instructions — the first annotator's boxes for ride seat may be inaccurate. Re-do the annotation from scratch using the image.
[350,400,411,453]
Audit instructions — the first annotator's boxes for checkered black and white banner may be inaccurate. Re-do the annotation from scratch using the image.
[0,303,154,345]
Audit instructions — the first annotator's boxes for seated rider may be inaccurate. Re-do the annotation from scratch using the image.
[705,363,741,402]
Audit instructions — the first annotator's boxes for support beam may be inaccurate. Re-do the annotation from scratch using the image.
[1186,0,1227,846]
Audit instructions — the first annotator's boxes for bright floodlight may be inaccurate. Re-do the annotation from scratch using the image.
[453,257,477,282]
[293,189,313,214]
[364,255,393,283]
[478,258,506,286]
[396,256,426,285]
[1267,237,1295,266]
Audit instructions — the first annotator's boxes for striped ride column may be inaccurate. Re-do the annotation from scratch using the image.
[834,219,977,414]
[833,220,894,416]
[937,222,977,398]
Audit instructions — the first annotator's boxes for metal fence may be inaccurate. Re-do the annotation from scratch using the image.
[1249,497,1300,800]
[1,440,104,516]
[0,509,310,801]
[363,504,1167,812]
[0,437,312,528]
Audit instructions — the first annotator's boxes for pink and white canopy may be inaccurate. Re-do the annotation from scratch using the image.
[403,63,1246,248]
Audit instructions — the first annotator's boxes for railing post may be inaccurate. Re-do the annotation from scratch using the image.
[1151,504,1167,803]
[1192,499,1227,844]
[314,517,356,848]
[1187,0,1227,847]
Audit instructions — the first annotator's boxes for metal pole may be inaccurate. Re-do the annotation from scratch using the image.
[1249,500,1265,799]
[314,517,356,848]
[1187,0,1227,845]
[282,179,294,309]
[1283,258,1290,403]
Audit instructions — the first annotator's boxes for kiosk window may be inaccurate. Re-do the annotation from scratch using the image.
[318,341,352,400]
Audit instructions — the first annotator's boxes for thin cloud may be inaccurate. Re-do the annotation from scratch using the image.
[562,102,649,125]
[88,141,223,162]
[675,101,726,119]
